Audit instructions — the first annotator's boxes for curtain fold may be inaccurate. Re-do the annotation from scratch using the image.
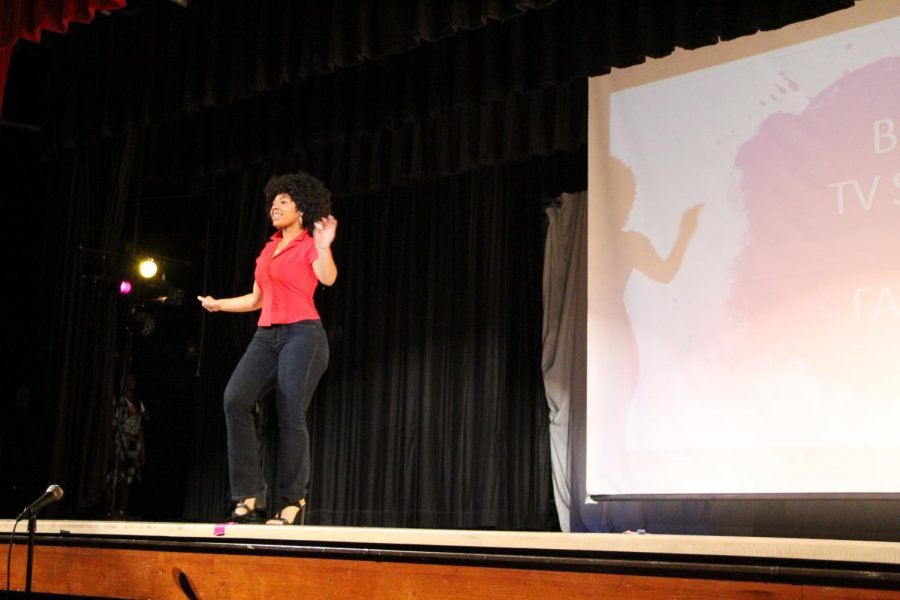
[41,0,557,149]
[0,0,125,47]
[541,191,586,532]
[40,0,853,152]
[181,166,274,521]
[0,47,10,114]
[0,0,125,117]
[32,131,138,516]
[138,79,586,195]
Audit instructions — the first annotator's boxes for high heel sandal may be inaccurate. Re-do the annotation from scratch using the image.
[229,502,265,524]
[266,498,306,525]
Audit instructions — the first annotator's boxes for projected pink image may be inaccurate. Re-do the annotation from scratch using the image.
[729,56,900,392]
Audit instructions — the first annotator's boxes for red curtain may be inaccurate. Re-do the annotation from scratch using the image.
[0,0,125,115]
[0,47,11,113]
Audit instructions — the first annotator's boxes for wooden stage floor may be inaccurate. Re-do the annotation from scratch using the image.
[1,519,899,598]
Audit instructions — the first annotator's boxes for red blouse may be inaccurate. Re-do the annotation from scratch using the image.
[254,230,320,326]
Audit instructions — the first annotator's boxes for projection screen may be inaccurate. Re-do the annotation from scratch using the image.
[587,1,900,497]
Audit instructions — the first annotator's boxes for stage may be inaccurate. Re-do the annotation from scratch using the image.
[1,520,899,598]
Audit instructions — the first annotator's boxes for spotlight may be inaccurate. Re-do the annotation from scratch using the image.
[118,280,133,295]
[138,258,158,279]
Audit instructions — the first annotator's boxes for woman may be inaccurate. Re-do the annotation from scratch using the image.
[198,171,337,525]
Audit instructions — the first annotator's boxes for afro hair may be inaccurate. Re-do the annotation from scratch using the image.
[264,172,332,235]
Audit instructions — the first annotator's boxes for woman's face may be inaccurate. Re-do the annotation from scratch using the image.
[270,193,302,230]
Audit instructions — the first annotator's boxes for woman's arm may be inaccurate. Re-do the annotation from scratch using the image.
[312,215,338,286]
[198,281,263,313]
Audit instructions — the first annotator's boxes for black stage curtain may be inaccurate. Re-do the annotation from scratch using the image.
[40,0,853,152]
[176,166,275,523]
[29,133,139,517]
[308,153,581,528]
[139,78,587,195]
[41,0,555,149]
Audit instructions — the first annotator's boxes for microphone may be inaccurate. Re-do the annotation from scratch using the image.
[18,485,64,519]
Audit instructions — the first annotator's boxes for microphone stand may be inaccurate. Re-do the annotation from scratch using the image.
[15,485,63,597]
[25,511,36,598]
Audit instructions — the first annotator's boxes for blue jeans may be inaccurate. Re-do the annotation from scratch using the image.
[224,320,328,508]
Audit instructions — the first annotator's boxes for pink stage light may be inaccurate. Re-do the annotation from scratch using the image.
[118,280,133,295]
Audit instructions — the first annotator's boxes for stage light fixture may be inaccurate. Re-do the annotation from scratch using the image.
[138,258,158,279]
[118,280,133,295]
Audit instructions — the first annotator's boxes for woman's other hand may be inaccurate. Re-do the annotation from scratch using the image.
[197,295,222,312]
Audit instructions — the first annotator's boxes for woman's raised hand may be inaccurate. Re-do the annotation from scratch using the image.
[313,215,338,249]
